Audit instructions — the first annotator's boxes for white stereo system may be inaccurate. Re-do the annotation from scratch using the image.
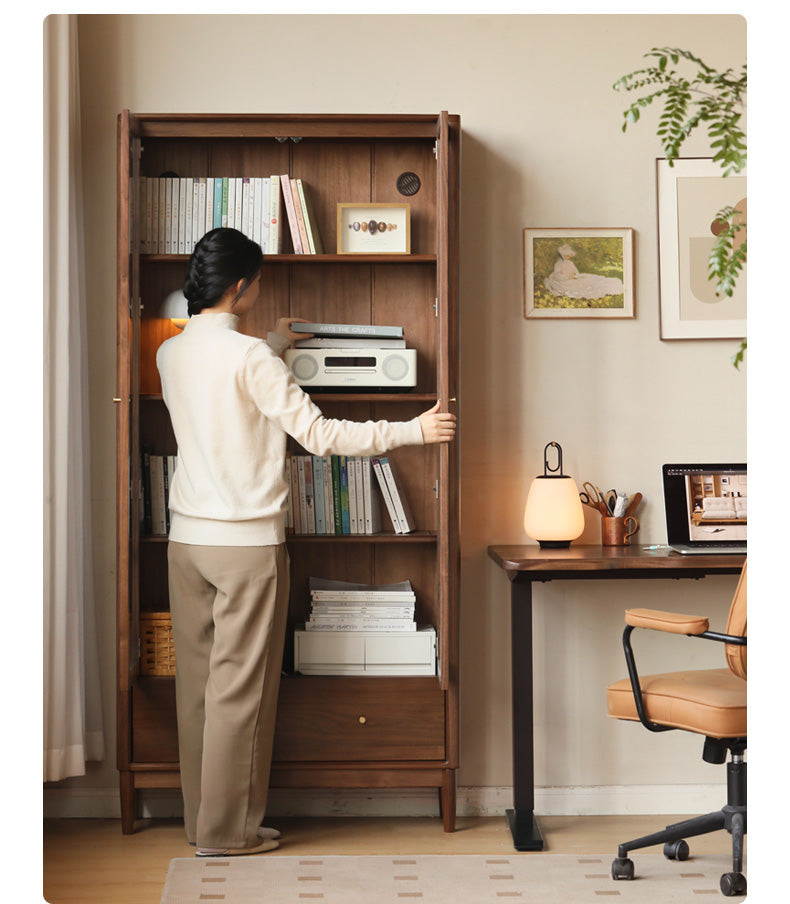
[284,347,417,391]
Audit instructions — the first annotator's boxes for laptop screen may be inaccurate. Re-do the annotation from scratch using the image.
[662,463,747,548]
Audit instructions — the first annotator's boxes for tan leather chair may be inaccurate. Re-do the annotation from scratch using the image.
[607,561,747,896]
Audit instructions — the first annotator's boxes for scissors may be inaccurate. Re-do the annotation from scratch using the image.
[580,482,609,515]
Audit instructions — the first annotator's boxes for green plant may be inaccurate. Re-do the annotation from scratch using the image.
[614,47,746,366]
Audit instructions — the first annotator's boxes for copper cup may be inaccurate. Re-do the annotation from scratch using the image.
[601,515,639,546]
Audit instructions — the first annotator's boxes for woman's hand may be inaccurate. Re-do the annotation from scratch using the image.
[418,401,456,444]
[274,317,313,346]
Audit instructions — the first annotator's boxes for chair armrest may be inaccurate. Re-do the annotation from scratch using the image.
[625,608,709,635]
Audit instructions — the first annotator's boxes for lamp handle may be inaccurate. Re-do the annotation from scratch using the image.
[543,441,563,476]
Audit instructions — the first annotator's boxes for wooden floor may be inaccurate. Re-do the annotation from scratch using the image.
[43,814,735,904]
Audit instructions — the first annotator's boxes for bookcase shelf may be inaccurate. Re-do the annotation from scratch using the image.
[117,110,460,835]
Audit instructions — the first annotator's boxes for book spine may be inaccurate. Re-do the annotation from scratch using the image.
[170,179,180,255]
[178,178,188,254]
[295,178,323,254]
[362,457,382,534]
[290,178,312,253]
[234,177,244,232]
[312,455,326,534]
[339,456,350,534]
[268,176,282,253]
[259,178,271,253]
[204,178,214,236]
[371,457,403,533]
[252,177,262,245]
[291,323,404,339]
[185,177,195,253]
[379,457,416,533]
[196,179,207,246]
[303,456,316,534]
[141,450,153,535]
[310,605,415,618]
[290,453,300,534]
[214,178,224,229]
[346,456,358,534]
[241,177,251,238]
[331,456,342,534]
[322,457,335,535]
[221,178,229,227]
[149,455,167,536]
[280,174,303,253]
[304,621,417,632]
[296,456,308,534]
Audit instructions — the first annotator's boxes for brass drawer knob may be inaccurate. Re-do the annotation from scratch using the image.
[358,716,367,725]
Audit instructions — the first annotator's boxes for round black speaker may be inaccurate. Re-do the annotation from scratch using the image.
[396,172,421,196]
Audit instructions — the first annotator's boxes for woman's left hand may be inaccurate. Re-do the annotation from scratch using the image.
[274,317,313,346]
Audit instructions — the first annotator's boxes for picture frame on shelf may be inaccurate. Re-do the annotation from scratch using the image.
[337,203,410,254]
[656,157,747,339]
[523,227,635,319]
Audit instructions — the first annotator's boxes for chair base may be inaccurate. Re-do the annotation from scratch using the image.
[612,751,746,897]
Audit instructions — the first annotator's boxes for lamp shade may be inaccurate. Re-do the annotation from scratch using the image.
[161,289,188,328]
[524,442,584,548]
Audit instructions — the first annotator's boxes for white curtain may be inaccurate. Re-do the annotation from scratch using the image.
[43,14,105,782]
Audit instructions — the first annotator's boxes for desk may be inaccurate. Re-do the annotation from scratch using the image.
[487,544,746,852]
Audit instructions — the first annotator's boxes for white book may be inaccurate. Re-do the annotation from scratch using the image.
[178,178,188,254]
[362,458,382,534]
[322,457,335,535]
[259,178,271,252]
[347,456,358,534]
[241,177,251,237]
[294,337,407,349]
[149,455,167,536]
[303,456,316,535]
[225,177,235,229]
[284,452,293,531]
[163,179,173,253]
[204,178,215,236]
[157,179,167,253]
[196,179,207,245]
[304,621,417,632]
[290,454,300,533]
[378,457,416,533]
[170,178,180,255]
[354,457,365,534]
[371,458,403,533]
[310,605,415,618]
[267,175,282,253]
[309,578,416,602]
[184,177,195,253]
[252,178,262,244]
[143,178,154,253]
[150,177,160,254]
[234,177,244,231]
[312,455,326,534]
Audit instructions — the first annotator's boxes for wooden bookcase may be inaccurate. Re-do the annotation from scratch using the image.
[116,112,461,834]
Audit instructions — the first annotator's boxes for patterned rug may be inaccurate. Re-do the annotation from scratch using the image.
[161,852,746,902]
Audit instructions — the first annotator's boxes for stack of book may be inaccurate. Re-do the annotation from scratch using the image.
[140,450,176,536]
[286,454,415,535]
[305,577,417,633]
[138,174,323,255]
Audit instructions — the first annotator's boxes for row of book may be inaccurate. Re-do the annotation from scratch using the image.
[141,451,176,536]
[287,454,416,536]
[140,451,416,538]
[304,577,417,633]
[138,174,324,256]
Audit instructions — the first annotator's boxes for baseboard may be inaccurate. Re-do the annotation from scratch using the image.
[43,783,725,820]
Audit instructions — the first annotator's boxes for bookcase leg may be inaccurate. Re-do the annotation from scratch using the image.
[120,771,138,835]
[440,769,457,832]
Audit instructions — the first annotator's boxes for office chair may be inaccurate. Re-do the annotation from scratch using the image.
[606,561,747,896]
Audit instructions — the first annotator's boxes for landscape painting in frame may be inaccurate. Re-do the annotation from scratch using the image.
[524,227,635,319]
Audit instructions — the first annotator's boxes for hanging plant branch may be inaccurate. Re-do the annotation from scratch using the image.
[614,47,747,366]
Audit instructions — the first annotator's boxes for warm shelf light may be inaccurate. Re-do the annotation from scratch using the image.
[524,442,584,548]
[161,289,188,329]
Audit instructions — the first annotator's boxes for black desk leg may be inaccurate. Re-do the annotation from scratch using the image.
[508,578,544,851]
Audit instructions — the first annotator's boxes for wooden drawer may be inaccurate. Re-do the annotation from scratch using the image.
[273,676,445,762]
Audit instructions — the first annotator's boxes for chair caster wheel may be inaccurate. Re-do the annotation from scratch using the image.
[663,839,690,861]
[611,857,634,880]
[720,872,747,896]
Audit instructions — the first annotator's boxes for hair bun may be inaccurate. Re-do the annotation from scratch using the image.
[182,228,263,315]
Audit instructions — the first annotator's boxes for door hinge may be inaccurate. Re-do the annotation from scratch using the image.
[433,480,439,499]
[433,298,438,317]
[433,141,438,158]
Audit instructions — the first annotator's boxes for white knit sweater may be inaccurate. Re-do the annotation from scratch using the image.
[156,312,424,546]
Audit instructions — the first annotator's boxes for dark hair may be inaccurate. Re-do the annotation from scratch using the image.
[183,228,263,316]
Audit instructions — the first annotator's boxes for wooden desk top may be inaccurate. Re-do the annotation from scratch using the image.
[487,544,745,581]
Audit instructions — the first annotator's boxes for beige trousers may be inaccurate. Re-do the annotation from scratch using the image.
[167,541,290,849]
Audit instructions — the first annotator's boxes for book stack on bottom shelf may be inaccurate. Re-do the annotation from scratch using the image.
[294,578,436,676]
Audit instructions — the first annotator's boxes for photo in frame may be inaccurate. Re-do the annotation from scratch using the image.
[337,203,410,254]
[656,157,747,339]
[523,227,635,319]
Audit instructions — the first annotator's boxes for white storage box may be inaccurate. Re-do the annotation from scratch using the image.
[294,626,436,676]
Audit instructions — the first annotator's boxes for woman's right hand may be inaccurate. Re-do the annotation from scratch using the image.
[418,401,456,444]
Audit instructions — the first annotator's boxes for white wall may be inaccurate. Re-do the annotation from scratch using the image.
[54,13,747,816]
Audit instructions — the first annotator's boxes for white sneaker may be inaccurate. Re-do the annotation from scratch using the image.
[196,838,279,857]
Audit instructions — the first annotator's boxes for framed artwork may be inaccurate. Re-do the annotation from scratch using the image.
[656,157,747,339]
[337,203,410,254]
[523,227,635,319]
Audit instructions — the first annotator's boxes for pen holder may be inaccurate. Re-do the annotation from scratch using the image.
[601,515,639,547]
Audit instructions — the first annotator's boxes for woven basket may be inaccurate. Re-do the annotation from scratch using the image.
[140,611,176,676]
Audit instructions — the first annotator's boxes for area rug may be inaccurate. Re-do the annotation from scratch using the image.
[161,853,746,902]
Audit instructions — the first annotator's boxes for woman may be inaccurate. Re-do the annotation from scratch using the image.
[157,228,455,857]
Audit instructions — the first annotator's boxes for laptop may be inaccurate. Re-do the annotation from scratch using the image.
[663,463,747,555]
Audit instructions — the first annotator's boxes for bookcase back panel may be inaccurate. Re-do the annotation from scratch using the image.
[139,543,170,611]
[207,139,291,179]
[372,142,437,255]
[288,263,373,327]
[140,139,210,180]
[139,399,176,453]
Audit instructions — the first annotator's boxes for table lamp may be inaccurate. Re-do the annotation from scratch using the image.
[524,441,584,548]
[161,289,188,329]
